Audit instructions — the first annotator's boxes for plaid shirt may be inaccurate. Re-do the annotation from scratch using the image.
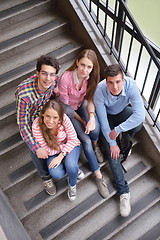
[15,74,58,151]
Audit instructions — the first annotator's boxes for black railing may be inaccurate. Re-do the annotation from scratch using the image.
[82,0,160,131]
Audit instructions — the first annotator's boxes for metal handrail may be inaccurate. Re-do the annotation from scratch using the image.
[82,0,160,131]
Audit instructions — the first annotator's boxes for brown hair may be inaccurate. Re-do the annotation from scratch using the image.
[39,100,64,150]
[104,64,124,80]
[67,49,100,100]
[36,55,60,74]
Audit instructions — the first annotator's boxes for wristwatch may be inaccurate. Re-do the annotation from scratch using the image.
[61,151,66,157]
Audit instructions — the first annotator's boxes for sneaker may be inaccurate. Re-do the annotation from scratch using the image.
[120,192,131,217]
[77,169,85,180]
[94,145,104,163]
[68,185,77,201]
[43,179,56,196]
[95,176,109,198]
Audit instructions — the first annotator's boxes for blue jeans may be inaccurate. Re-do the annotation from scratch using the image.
[30,151,51,181]
[61,100,100,172]
[47,146,81,186]
[108,105,143,138]
[101,106,143,195]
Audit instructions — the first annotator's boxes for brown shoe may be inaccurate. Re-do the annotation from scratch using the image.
[94,145,104,163]
[43,179,56,196]
[96,176,109,198]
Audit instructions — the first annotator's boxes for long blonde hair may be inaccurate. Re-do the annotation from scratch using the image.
[39,100,64,150]
[67,49,100,100]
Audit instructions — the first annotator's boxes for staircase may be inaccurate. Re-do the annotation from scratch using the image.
[0,0,160,240]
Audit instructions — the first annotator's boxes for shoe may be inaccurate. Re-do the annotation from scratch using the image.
[77,169,85,180]
[128,148,132,157]
[120,192,131,217]
[95,176,109,198]
[43,179,56,196]
[94,145,104,163]
[68,185,77,201]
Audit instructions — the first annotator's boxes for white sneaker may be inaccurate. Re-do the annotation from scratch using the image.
[68,185,77,201]
[77,169,85,180]
[120,192,131,217]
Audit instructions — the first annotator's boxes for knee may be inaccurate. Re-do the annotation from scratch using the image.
[48,167,66,179]
[81,137,92,149]
[66,164,78,175]
[61,103,74,118]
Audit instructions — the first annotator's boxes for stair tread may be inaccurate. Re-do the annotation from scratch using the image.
[0,19,67,53]
[22,171,160,240]
[0,0,28,12]
[0,19,68,62]
[0,37,81,78]
[110,204,160,240]
[0,0,48,20]
[87,188,160,240]
[0,0,159,239]
[4,159,152,220]
[0,11,57,43]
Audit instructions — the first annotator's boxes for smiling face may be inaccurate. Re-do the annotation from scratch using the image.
[43,108,60,129]
[106,73,124,96]
[76,57,93,80]
[37,64,57,91]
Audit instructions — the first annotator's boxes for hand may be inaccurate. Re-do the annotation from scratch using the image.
[36,148,48,159]
[109,129,119,140]
[85,117,95,134]
[110,145,120,160]
[53,86,60,97]
[48,154,63,169]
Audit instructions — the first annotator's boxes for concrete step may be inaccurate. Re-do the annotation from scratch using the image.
[0,40,82,93]
[0,11,57,43]
[0,19,70,61]
[4,153,152,223]
[0,0,55,31]
[0,116,19,143]
[0,132,23,156]
[87,188,160,240]
[109,203,160,240]
[137,221,160,240]
[0,143,33,191]
[22,170,159,240]
[0,141,145,190]
[0,140,150,191]
[0,190,31,240]
[0,0,29,12]
[1,1,159,240]
[0,144,87,191]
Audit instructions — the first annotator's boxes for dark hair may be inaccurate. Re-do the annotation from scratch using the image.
[66,49,100,100]
[36,55,60,74]
[104,64,124,80]
[39,100,64,150]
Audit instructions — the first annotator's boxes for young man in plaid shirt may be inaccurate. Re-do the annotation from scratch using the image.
[15,55,60,195]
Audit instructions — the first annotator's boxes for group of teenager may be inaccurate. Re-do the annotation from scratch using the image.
[15,49,145,217]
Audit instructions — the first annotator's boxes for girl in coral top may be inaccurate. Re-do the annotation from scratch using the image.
[32,100,84,201]
[58,49,109,198]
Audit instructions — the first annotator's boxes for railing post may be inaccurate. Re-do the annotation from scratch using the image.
[115,0,126,52]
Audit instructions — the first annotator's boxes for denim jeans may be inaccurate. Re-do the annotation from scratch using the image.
[61,100,100,172]
[47,145,81,186]
[30,151,51,181]
[108,105,143,138]
[101,105,143,195]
